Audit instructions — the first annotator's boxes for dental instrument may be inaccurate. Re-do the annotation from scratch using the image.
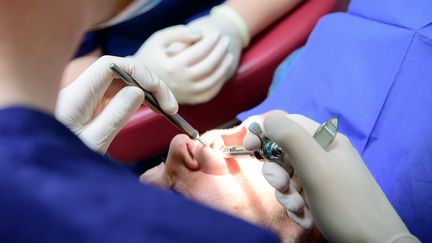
[223,117,339,175]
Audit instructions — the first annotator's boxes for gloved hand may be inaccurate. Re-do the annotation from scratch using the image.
[242,114,314,230]
[244,111,419,243]
[134,25,234,104]
[56,56,178,154]
[182,4,250,100]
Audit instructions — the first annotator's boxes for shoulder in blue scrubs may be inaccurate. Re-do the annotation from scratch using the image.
[0,108,278,242]
[239,0,432,241]
[77,0,224,57]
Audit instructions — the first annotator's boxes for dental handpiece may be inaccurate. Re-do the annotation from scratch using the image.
[109,63,206,145]
[223,118,339,175]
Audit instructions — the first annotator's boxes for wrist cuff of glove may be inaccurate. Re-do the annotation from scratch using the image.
[211,5,250,48]
[385,232,420,243]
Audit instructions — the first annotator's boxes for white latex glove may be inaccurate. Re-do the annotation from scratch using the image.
[244,111,420,243]
[182,4,249,99]
[135,25,234,104]
[56,55,178,154]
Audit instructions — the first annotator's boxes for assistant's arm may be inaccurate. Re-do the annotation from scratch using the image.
[226,0,302,37]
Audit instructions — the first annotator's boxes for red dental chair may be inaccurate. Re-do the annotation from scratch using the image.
[108,0,339,162]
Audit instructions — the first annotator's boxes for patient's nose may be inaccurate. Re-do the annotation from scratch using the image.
[167,134,200,171]
[189,131,233,175]
[140,134,199,187]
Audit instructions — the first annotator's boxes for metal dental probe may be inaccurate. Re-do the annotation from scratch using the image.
[109,63,206,146]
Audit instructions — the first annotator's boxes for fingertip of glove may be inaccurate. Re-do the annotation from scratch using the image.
[163,99,179,115]
[287,208,314,230]
[243,133,261,150]
[276,191,305,214]
[226,52,235,66]
[262,162,290,192]
[168,90,179,114]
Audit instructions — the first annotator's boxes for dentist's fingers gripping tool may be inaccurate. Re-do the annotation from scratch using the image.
[109,63,206,145]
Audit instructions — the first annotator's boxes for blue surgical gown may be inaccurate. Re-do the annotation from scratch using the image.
[239,0,432,241]
[0,107,278,243]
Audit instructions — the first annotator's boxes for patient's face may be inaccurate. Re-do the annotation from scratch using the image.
[141,121,321,242]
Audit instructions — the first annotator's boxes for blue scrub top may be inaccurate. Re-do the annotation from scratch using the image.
[76,0,224,57]
[0,107,278,243]
[239,0,432,241]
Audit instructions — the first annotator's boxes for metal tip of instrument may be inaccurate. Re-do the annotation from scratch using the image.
[196,137,207,146]
[222,146,256,158]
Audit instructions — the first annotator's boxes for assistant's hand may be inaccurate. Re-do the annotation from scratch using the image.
[56,56,178,154]
[184,4,250,98]
[134,25,234,104]
[244,111,419,243]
